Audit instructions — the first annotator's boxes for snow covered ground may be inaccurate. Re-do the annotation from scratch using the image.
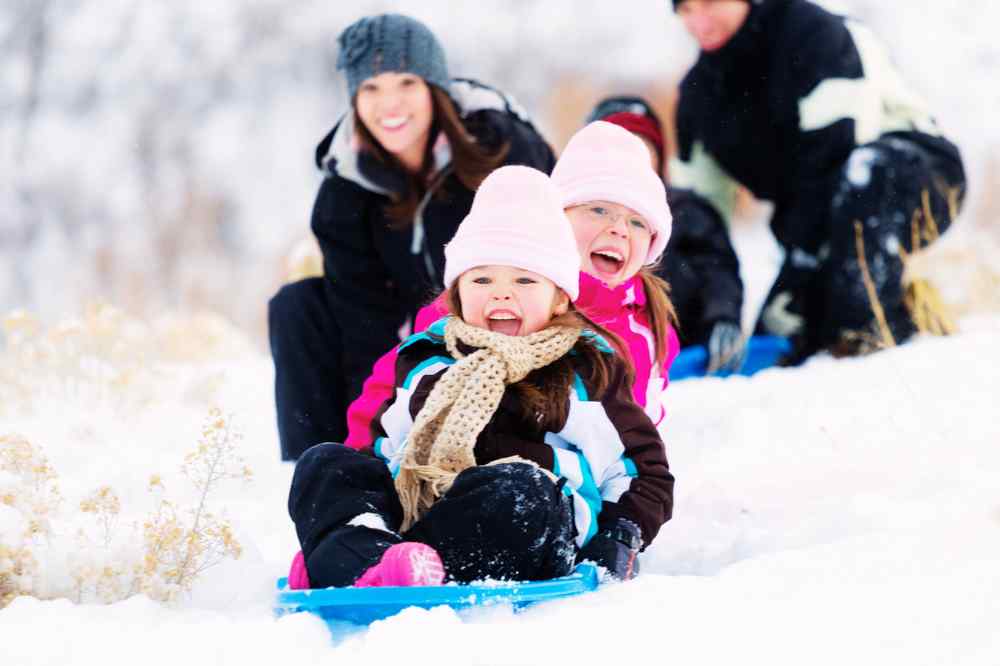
[3,304,999,665]
[3,1,1000,663]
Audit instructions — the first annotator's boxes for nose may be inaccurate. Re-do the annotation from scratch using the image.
[608,214,630,238]
[489,285,513,301]
[378,88,403,113]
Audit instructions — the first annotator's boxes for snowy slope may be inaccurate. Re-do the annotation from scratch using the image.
[2,313,999,666]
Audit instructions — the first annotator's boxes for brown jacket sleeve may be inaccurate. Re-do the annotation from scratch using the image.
[591,357,675,547]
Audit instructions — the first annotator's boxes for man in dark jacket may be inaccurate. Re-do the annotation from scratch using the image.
[671,0,965,363]
[587,96,745,372]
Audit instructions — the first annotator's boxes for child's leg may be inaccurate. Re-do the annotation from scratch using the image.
[405,462,577,583]
[288,442,404,587]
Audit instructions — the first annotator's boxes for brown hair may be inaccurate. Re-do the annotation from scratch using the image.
[637,267,679,365]
[443,287,633,434]
[353,85,510,226]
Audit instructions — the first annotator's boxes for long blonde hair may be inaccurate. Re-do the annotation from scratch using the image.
[637,267,679,365]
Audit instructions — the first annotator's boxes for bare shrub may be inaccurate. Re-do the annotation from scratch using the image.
[0,408,251,608]
[0,434,61,607]
[0,304,255,417]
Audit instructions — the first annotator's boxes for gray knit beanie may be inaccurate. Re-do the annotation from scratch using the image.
[336,14,450,99]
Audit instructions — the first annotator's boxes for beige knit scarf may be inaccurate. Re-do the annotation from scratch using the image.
[394,316,580,530]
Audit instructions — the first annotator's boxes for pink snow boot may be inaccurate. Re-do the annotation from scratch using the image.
[288,550,311,590]
[353,542,446,587]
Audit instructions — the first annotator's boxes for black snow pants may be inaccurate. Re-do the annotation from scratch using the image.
[756,134,966,361]
[269,278,352,461]
[288,443,577,587]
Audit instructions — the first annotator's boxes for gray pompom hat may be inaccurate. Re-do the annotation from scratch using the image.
[336,14,450,99]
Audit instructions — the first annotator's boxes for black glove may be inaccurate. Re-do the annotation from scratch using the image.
[576,517,642,580]
[706,321,746,374]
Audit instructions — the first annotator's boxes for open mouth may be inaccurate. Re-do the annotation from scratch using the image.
[486,312,522,336]
[590,249,625,277]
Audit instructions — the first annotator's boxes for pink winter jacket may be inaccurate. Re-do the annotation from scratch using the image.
[343,272,679,448]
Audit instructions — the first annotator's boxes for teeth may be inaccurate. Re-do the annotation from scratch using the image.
[488,313,517,320]
[381,117,407,129]
[595,250,624,262]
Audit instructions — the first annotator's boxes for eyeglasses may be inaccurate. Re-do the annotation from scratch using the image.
[569,203,653,236]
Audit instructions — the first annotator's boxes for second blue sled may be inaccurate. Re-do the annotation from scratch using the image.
[669,334,791,381]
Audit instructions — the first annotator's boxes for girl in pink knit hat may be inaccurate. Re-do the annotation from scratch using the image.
[288,166,673,589]
[551,120,681,426]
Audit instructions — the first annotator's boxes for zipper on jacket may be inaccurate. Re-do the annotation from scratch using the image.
[409,165,454,285]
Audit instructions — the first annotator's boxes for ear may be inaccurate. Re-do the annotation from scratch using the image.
[552,289,571,317]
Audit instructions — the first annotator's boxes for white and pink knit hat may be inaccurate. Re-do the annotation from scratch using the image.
[444,165,580,300]
[551,121,673,264]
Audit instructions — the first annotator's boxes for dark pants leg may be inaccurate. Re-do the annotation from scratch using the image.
[269,278,347,461]
[288,443,404,588]
[757,135,965,361]
[822,136,965,349]
[406,463,576,583]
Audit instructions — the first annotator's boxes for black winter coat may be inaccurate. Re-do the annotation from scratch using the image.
[310,79,556,401]
[673,0,963,260]
[655,186,743,346]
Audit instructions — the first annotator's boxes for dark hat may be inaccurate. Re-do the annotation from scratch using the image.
[336,14,450,99]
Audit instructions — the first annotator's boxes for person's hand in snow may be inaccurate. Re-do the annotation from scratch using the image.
[707,320,746,374]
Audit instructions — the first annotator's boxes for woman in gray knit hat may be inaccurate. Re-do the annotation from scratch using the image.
[269,14,557,460]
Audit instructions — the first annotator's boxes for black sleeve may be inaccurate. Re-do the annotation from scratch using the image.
[310,175,407,398]
[666,190,744,328]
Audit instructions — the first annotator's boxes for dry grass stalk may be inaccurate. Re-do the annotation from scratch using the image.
[899,189,959,336]
[132,407,249,601]
[853,221,897,349]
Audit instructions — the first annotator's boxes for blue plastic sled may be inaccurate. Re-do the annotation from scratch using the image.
[669,335,791,381]
[274,563,600,627]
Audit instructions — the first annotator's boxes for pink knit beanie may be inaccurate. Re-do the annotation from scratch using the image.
[551,121,672,264]
[444,166,580,300]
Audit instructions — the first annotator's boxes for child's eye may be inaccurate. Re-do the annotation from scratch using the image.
[400,76,417,87]
[515,277,537,285]
[629,218,650,232]
[590,206,609,217]
[472,277,491,285]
